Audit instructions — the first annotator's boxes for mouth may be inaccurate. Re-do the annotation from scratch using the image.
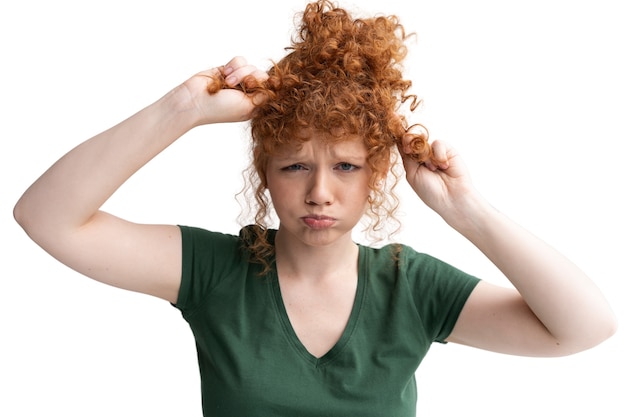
[301,215,336,229]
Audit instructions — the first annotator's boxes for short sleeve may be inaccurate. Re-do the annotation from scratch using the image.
[400,246,481,343]
[174,226,244,314]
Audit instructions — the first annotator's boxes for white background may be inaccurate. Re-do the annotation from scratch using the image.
[1,0,624,415]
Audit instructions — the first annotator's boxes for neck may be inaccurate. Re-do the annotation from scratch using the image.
[274,227,359,282]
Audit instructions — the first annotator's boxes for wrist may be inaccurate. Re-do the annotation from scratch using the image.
[161,84,207,129]
[441,191,499,236]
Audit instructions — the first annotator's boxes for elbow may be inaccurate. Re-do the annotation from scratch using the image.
[576,289,620,353]
[566,309,619,356]
[592,302,619,347]
[13,195,29,231]
[14,193,40,238]
[600,310,619,344]
[14,194,62,255]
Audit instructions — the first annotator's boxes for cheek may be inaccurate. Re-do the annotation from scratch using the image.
[348,178,373,206]
[265,177,292,211]
[266,185,283,208]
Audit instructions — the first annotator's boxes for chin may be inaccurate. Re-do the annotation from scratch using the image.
[299,228,351,248]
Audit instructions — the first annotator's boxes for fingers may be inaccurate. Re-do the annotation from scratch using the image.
[222,56,269,88]
[427,140,450,171]
[399,134,451,172]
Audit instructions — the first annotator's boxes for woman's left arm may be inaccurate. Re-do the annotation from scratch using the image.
[401,139,617,356]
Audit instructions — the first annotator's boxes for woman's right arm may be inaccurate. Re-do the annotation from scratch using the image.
[13,57,266,304]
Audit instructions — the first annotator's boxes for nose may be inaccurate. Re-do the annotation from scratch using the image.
[305,169,334,205]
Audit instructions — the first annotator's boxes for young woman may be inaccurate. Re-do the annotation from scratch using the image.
[13,1,616,416]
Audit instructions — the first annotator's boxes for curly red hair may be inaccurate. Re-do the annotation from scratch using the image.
[211,0,430,270]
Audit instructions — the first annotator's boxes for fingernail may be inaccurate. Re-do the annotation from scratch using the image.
[223,66,233,76]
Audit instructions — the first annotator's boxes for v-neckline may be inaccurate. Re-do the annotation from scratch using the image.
[270,245,367,366]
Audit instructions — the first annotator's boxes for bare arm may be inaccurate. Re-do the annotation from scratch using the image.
[400,139,617,356]
[445,194,616,356]
[14,57,267,304]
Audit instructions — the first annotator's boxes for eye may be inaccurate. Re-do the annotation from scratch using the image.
[336,162,358,172]
[282,163,306,171]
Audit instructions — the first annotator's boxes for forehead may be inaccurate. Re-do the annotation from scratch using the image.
[274,132,368,159]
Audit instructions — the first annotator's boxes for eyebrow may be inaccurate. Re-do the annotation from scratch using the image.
[272,151,367,164]
[333,153,367,163]
[270,139,368,163]
[328,147,367,163]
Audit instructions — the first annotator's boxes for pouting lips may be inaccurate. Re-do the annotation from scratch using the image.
[301,215,336,229]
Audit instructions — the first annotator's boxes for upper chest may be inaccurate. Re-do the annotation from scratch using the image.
[278,271,358,358]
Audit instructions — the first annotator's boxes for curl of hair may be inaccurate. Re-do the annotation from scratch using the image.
[210,0,431,273]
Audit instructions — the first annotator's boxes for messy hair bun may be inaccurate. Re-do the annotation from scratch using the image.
[251,0,428,156]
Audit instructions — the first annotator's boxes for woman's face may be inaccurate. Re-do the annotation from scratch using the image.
[265,132,372,248]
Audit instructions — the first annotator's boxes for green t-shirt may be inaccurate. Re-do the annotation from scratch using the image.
[174,226,480,417]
